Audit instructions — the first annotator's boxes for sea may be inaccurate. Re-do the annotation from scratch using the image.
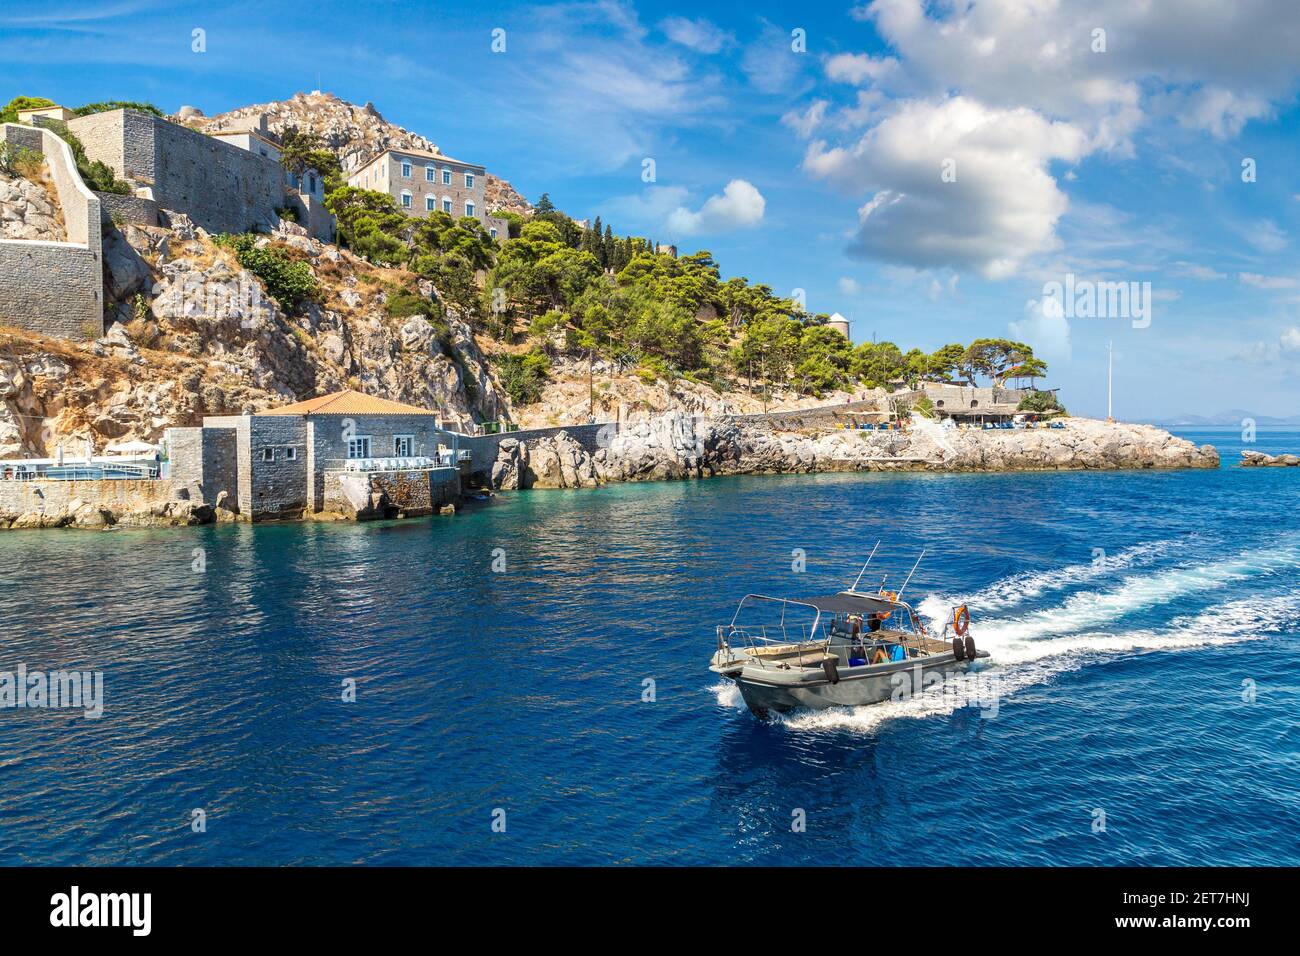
[0,428,1296,865]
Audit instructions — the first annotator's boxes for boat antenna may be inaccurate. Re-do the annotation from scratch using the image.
[896,549,926,601]
[850,541,881,591]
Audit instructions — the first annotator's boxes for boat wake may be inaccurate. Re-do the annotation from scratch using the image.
[716,544,1300,735]
[935,538,1190,614]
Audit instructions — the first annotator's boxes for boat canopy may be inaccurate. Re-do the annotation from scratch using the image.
[800,591,905,616]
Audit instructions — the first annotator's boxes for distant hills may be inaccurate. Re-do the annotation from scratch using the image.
[1143,409,1300,427]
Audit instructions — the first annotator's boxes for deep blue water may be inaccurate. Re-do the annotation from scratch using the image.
[0,428,1297,866]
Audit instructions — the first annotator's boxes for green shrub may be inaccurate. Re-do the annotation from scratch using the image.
[0,142,43,179]
[497,349,550,406]
[213,233,320,311]
[0,96,55,125]
[1018,390,1066,415]
[384,287,433,320]
[70,102,164,118]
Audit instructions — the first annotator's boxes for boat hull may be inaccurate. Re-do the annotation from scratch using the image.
[731,652,983,718]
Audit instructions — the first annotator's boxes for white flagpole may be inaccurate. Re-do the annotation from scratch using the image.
[1107,341,1114,422]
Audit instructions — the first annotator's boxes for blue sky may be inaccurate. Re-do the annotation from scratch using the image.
[3,0,1300,419]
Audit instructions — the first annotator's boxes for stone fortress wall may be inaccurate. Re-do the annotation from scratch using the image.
[68,108,285,235]
[0,122,103,338]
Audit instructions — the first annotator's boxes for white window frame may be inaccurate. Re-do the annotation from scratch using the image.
[425,165,435,182]
[442,196,453,213]
[426,195,435,211]
[465,201,474,218]
[347,436,373,460]
[442,168,451,185]
[401,160,412,178]
[394,434,415,457]
[261,447,274,462]
[464,172,474,188]
[285,447,298,461]
[401,190,413,209]
[490,227,498,239]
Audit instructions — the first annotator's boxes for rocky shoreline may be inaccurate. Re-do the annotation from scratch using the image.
[1240,451,1299,467]
[490,413,1219,489]
[0,414,1218,530]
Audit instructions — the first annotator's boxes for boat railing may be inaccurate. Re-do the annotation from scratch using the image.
[717,622,831,669]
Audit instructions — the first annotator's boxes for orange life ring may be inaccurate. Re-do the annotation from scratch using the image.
[878,591,897,621]
[952,605,970,637]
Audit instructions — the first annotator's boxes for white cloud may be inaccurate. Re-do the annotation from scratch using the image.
[665,180,766,236]
[741,22,811,94]
[825,52,900,86]
[856,0,1300,144]
[794,0,1300,280]
[781,100,828,139]
[660,16,731,53]
[839,277,863,295]
[600,185,691,225]
[1239,219,1288,253]
[1239,272,1299,290]
[507,4,726,172]
[804,97,1087,278]
[1237,326,1300,363]
[1168,86,1273,138]
[1174,262,1227,281]
[1010,297,1072,363]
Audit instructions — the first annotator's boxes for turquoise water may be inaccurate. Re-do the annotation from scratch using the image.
[0,429,1297,865]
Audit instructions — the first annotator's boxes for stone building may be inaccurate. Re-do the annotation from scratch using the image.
[16,105,74,124]
[166,389,463,522]
[65,108,333,241]
[346,146,510,241]
[0,122,103,339]
[895,382,1039,423]
[207,113,335,241]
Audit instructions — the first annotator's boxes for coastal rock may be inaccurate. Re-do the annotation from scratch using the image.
[525,432,600,489]
[1240,450,1300,467]
[491,438,526,490]
[485,415,1218,490]
[0,170,65,242]
[102,227,153,303]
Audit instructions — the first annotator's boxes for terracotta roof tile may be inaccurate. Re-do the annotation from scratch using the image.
[261,389,439,417]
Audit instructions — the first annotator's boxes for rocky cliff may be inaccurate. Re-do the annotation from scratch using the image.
[0,168,65,241]
[185,91,532,216]
[2,212,506,457]
[489,413,1220,489]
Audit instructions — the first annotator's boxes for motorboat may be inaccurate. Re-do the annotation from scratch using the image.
[708,546,989,718]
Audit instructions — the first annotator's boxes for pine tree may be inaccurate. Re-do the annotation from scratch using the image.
[536,193,555,214]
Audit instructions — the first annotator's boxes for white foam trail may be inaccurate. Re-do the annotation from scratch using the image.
[926,539,1186,617]
[711,681,744,709]
[967,544,1299,648]
[756,592,1299,735]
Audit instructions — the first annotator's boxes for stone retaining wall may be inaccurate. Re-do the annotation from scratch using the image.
[462,421,616,474]
[68,109,284,235]
[0,477,197,518]
[96,190,159,227]
[0,122,103,339]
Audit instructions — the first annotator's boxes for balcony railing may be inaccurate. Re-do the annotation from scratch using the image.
[0,462,161,481]
[320,454,459,473]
